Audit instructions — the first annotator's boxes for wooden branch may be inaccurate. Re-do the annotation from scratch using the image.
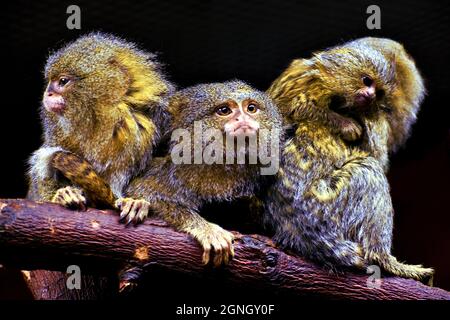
[0,198,449,300]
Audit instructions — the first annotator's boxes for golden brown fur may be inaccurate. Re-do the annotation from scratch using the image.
[25,32,174,300]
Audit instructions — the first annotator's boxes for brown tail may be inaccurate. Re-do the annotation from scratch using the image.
[52,151,116,208]
[372,252,434,286]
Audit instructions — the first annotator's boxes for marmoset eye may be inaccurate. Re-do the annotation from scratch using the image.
[247,103,259,113]
[58,77,70,87]
[216,105,232,116]
[362,76,373,87]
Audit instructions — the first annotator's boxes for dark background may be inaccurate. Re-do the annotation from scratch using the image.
[1,0,449,297]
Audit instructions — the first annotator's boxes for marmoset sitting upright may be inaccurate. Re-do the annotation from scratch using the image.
[50,81,282,266]
[27,32,174,209]
[264,37,433,282]
[24,32,175,300]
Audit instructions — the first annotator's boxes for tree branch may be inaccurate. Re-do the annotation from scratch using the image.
[0,198,449,300]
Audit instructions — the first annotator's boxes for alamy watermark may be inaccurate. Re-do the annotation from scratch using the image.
[170,121,280,176]
[66,265,81,290]
[66,5,81,30]
[366,265,382,289]
[366,5,381,30]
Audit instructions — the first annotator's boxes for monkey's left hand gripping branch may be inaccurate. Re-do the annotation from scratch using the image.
[0,199,449,300]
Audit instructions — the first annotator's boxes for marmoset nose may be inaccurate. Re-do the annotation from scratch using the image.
[236,113,248,122]
[355,87,376,107]
[365,86,376,99]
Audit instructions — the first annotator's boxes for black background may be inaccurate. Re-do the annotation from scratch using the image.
[1,0,449,297]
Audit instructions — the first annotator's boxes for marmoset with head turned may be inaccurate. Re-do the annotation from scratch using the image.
[264,37,433,283]
[51,80,282,267]
[27,32,174,210]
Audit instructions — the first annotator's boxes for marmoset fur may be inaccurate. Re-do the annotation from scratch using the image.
[51,80,282,266]
[264,37,433,283]
[23,32,174,300]
[27,32,174,209]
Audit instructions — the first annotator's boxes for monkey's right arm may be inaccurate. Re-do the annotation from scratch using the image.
[48,150,153,219]
[27,147,87,209]
[51,151,116,208]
